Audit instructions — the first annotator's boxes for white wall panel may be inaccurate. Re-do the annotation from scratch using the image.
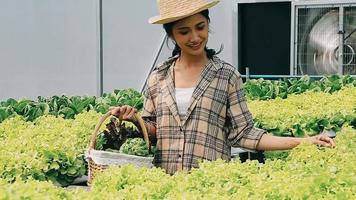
[0,0,234,100]
[0,0,98,100]
[102,0,165,93]
[102,0,234,93]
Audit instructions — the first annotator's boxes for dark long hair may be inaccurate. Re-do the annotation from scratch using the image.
[162,9,222,59]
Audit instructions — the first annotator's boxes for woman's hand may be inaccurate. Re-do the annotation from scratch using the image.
[257,133,336,151]
[307,134,336,148]
[110,105,137,122]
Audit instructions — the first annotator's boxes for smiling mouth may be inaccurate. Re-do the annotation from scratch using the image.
[188,43,202,50]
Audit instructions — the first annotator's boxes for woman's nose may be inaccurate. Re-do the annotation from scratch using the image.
[190,31,200,42]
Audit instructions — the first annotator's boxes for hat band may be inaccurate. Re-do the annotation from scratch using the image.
[158,0,207,18]
[149,0,220,24]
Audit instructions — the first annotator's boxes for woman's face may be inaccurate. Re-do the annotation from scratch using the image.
[171,13,209,57]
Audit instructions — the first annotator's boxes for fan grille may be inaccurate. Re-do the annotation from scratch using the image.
[344,6,356,74]
[296,5,356,75]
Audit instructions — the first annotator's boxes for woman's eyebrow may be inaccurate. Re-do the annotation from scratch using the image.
[195,22,205,26]
[176,21,206,30]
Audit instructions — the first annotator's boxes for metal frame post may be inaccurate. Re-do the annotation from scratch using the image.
[96,0,104,97]
[232,0,239,69]
[338,6,344,75]
[141,34,167,93]
[291,3,299,75]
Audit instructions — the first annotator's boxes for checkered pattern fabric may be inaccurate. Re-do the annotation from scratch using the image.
[142,56,265,174]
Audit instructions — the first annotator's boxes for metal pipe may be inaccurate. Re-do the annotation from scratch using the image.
[294,0,356,7]
[245,67,250,80]
[338,6,344,75]
[240,74,356,78]
[290,2,297,75]
[97,0,104,96]
[234,0,239,68]
[141,34,168,93]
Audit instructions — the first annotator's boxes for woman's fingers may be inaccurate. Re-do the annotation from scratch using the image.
[311,134,336,148]
[125,108,137,120]
[315,139,331,147]
[110,107,121,117]
[120,106,127,119]
[110,106,137,121]
[122,106,131,119]
[319,134,336,148]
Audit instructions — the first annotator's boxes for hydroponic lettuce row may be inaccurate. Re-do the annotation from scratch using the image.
[0,86,354,186]
[0,110,153,187]
[0,88,143,123]
[0,75,355,195]
[249,87,356,137]
[244,74,355,100]
[0,179,73,200]
[1,126,354,199]
[0,75,353,123]
[0,111,103,186]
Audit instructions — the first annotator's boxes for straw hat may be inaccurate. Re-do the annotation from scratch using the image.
[149,0,220,24]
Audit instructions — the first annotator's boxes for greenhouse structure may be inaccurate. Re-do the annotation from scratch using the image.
[0,0,355,199]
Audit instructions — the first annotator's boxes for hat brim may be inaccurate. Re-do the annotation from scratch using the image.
[149,1,219,24]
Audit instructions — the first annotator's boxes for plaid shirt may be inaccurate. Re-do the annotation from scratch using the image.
[142,56,265,174]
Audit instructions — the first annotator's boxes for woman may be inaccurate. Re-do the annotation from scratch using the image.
[111,0,335,174]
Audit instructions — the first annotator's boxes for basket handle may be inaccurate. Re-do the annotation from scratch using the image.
[88,111,150,151]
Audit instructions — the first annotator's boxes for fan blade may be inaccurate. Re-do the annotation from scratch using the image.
[308,10,339,74]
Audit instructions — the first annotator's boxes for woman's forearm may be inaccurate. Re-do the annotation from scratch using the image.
[144,122,157,138]
[131,119,156,140]
[256,134,304,151]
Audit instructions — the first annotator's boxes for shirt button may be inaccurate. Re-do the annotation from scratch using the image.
[178,154,182,158]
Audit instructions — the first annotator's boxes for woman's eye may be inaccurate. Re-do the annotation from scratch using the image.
[179,31,189,35]
[197,25,205,30]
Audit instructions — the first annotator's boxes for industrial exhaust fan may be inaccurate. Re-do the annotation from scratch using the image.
[295,3,356,75]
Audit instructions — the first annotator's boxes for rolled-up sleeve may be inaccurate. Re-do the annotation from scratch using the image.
[142,73,157,127]
[226,71,265,150]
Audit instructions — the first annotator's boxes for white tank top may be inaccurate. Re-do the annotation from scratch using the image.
[175,87,195,116]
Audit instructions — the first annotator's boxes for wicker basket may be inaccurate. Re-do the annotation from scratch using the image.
[85,111,153,185]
